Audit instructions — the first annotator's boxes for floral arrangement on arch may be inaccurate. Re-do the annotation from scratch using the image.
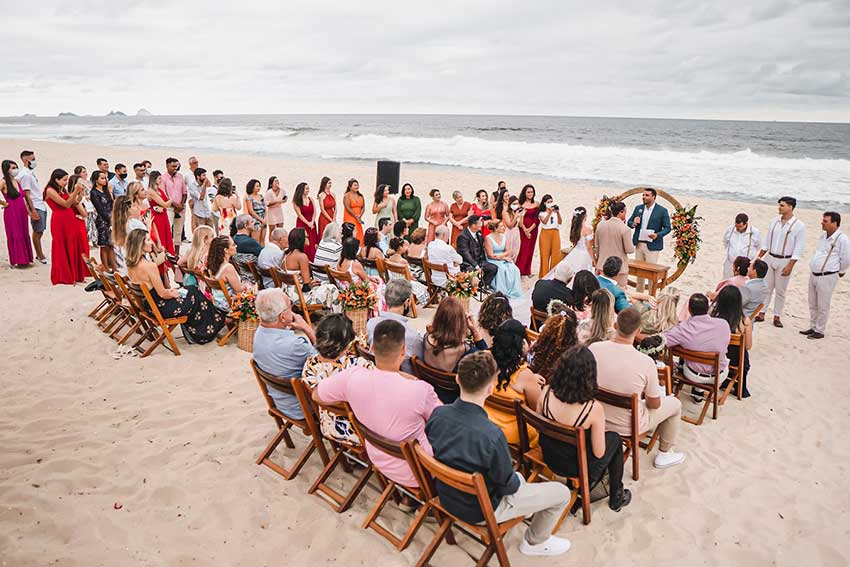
[445,271,479,298]
[229,289,258,322]
[671,205,702,265]
[592,195,613,230]
[339,280,378,311]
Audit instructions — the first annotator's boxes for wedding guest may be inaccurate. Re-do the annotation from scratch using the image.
[392,219,408,240]
[257,227,288,288]
[96,157,112,181]
[396,182,421,236]
[313,222,342,281]
[162,157,187,251]
[232,214,263,257]
[577,289,615,346]
[457,215,497,289]
[424,188,449,243]
[516,184,540,276]
[342,178,365,244]
[372,183,396,228]
[423,297,487,373]
[501,193,522,261]
[265,176,287,230]
[293,182,319,260]
[366,279,424,375]
[0,159,34,267]
[426,226,462,287]
[385,238,429,306]
[206,235,250,311]
[484,219,522,298]
[336,237,384,305]
[132,162,149,189]
[570,269,601,320]
[187,167,215,231]
[532,261,574,313]
[377,217,393,254]
[707,256,750,301]
[722,213,761,279]
[628,188,671,293]
[178,225,215,288]
[90,170,116,270]
[407,227,428,260]
[477,292,513,346]
[711,286,753,398]
[528,312,579,380]
[316,176,334,238]
[801,211,849,339]
[212,178,241,236]
[595,200,634,288]
[426,351,572,557]
[108,163,129,198]
[244,179,267,244]
[741,259,768,318]
[75,165,97,246]
[360,227,385,278]
[449,190,472,247]
[471,189,492,237]
[664,294,731,386]
[537,194,564,278]
[16,150,47,263]
[597,256,632,312]
[281,227,339,309]
[756,196,805,327]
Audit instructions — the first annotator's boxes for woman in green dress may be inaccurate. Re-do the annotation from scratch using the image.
[395,182,421,238]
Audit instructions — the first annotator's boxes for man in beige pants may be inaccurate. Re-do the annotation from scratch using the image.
[627,188,671,293]
[801,212,849,340]
[595,200,634,288]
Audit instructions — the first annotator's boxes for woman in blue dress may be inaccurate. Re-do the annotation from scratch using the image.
[484,220,523,298]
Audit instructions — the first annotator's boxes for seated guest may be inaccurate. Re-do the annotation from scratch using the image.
[423,296,487,373]
[426,351,572,557]
[316,320,441,489]
[377,217,393,254]
[457,215,497,290]
[406,227,428,259]
[385,237,429,306]
[366,279,424,375]
[538,346,632,512]
[257,227,288,288]
[532,261,575,313]
[477,291,513,346]
[711,286,753,398]
[177,225,215,288]
[302,313,374,445]
[590,308,686,469]
[313,222,343,282]
[392,219,409,241]
[706,256,750,302]
[337,236,383,290]
[596,256,631,312]
[206,234,250,311]
[664,293,731,386]
[570,269,601,321]
[528,311,579,380]
[488,319,546,446]
[577,289,615,346]
[425,225,462,288]
[232,214,263,256]
[253,288,317,419]
[741,258,768,317]
[340,221,355,240]
[282,228,339,309]
[360,227,385,277]
[484,220,522,298]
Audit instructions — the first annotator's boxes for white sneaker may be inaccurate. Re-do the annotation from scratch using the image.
[518,535,571,557]
[654,450,686,469]
[38,257,48,265]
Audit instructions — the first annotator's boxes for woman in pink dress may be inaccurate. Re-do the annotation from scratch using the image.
[424,188,449,243]
[317,176,336,240]
[293,181,319,261]
[0,160,35,267]
[264,176,286,229]
[515,183,540,276]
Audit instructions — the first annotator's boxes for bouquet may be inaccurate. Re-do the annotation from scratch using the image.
[592,195,613,230]
[230,289,258,322]
[445,271,479,298]
[339,281,377,311]
[671,205,702,265]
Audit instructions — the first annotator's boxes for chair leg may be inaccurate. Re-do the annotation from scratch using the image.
[162,324,182,356]
[88,298,110,318]
[140,331,166,358]
[631,442,639,481]
[415,517,453,567]
[257,426,316,481]
[217,323,238,346]
[118,319,142,345]
[309,448,373,513]
[580,480,591,525]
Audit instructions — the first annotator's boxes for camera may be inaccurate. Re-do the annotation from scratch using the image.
[552,204,559,211]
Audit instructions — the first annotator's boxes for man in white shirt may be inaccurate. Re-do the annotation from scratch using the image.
[722,213,761,279]
[801,212,849,339]
[16,150,47,264]
[757,196,805,328]
[184,156,199,187]
[426,225,462,287]
[257,227,288,289]
[377,217,393,254]
[187,168,215,232]
[132,162,150,189]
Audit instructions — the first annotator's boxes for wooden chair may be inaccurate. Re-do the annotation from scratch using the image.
[99,271,142,343]
[326,265,354,289]
[750,303,764,322]
[410,356,459,404]
[359,257,380,279]
[199,274,239,346]
[231,254,257,286]
[667,346,723,425]
[720,332,747,404]
[409,439,526,567]
[594,388,660,481]
[382,258,419,317]
[354,341,376,364]
[114,275,187,357]
[421,259,449,307]
[516,400,588,527]
[81,255,116,323]
[658,364,672,396]
[273,268,324,327]
[112,272,158,351]
[250,360,327,479]
[247,260,276,290]
[483,394,522,464]
[525,329,539,343]
[374,255,390,283]
[310,262,331,284]
[529,306,549,332]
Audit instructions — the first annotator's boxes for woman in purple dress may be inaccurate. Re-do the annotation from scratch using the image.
[0,160,35,267]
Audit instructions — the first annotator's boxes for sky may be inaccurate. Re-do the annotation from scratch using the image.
[2,0,849,122]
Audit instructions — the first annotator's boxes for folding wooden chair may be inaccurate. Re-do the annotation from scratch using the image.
[359,257,380,279]
[374,256,390,283]
[383,259,419,317]
[529,306,549,332]
[99,271,140,343]
[310,262,330,284]
[409,439,526,567]
[422,259,449,307]
[112,272,158,349]
[326,265,354,289]
[525,329,539,343]
[594,388,660,481]
[250,360,327,479]
[516,400,587,527]
[247,260,276,290]
[720,332,747,404]
[410,356,459,404]
[273,268,324,327]
[81,255,116,322]
[667,346,723,425]
[114,274,187,357]
[483,394,523,464]
[200,274,239,346]
[658,364,672,395]
[354,341,376,364]
[750,303,764,322]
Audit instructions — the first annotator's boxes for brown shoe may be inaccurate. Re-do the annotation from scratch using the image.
[773,316,783,328]
[754,313,765,323]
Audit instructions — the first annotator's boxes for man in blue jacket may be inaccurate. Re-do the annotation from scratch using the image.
[628,188,671,293]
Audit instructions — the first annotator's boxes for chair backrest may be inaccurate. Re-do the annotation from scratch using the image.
[516,400,589,472]
[529,306,549,332]
[134,280,177,324]
[113,272,146,316]
[231,254,257,285]
[374,256,390,283]
[200,273,234,308]
[251,358,297,398]
[354,341,376,363]
[525,329,539,343]
[359,256,379,276]
[311,262,331,282]
[406,256,424,269]
[347,409,406,461]
[728,332,746,371]
[248,261,276,290]
[422,258,449,278]
[484,393,518,416]
[410,356,459,398]
[667,345,722,376]
[327,265,353,288]
[594,387,640,435]
[750,303,764,321]
[99,270,123,300]
[384,259,412,281]
[274,268,311,310]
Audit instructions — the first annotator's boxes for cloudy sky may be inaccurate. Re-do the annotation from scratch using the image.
[3,0,849,121]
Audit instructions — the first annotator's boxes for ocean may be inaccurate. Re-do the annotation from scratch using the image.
[0,114,848,208]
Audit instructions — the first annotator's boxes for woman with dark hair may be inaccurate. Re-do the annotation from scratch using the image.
[146,170,175,257]
[487,319,545,445]
[477,291,513,345]
[711,285,753,398]
[385,237,429,305]
[264,176,286,230]
[281,227,339,309]
[708,256,750,301]
[206,234,249,311]
[372,183,396,228]
[74,164,97,246]
[293,182,319,260]
[336,236,385,311]
[244,179,267,244]
[538,346,632,512]
[44,168,89,284]
[0,160,34,267]
[516,183,540,276]
[528,311,579,380]
[471,189,492,238]
[212,177,241,236]
[570,269,601,320]
[536,194,564,279]
[423,188,449,243]
[360,227,384,277]
[556,204,594,278]
[302,313,375,444]
[406,227,427,260]
[342,178,365,244]
[316,176,334,238]
[395,182,421,237]
[90,170,116,270]
[423,296,487,373]
[500,192,521,262]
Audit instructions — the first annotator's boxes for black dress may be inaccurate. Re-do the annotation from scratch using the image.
[148,286,226,344]
[90,187,113,247]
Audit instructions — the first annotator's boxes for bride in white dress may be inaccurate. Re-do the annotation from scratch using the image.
[544,206,596,279]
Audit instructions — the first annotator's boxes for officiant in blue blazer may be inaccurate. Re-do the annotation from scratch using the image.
[627,188,671,292]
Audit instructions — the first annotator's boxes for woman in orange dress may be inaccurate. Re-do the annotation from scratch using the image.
[424,188,449,243]
[317,176,335,239]
[342,178,365,244]
[449,190,472,247]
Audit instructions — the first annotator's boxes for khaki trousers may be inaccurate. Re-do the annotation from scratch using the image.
[167,207,185,251]
[764,255,792,317]
[193,214,215,234]
[538,229,562,279]
[634,243,659,293]
[644,395,682,452]
[808,272,839,334]
[493,473,571,545]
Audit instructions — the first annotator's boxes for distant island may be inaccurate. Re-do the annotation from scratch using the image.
[136,108,152,116]
[106,110,127,117]
[21,113,36,117]
[58,112,79,117]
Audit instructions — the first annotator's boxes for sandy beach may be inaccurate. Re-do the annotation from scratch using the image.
[1,138,848,567]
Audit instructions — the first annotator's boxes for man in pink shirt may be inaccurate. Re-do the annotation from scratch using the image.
[162,157,187,250]
[315,319,441,488]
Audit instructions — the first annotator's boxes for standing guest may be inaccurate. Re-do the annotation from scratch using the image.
[67,175,91,251]
[591,307,686,468]
[96,158,113,181]
[146,171,175,257]
[489,191,500,232]
[449,190,472,247]
[232,214,263,257]
[528,312,579,379]
[16,150,47,264]
[802,211,849,340]
[756,196,806,327]
[537,195,565,278]
[385,238,429,306]
[570,269,601,321]
[264,176,287,230]
[162,157,187,251]
[532,261,575,313]
[257,227,288,288]
[315,176,334,237]
[395,182,421,236]
[594,200,634,288]
[316,319,442,490]
[177,225,215,288]
[108,163,129,198]
[664,293,731,387]
[183,156,199,188]
[628,188,672,293]
[426,226,462,287]
[206,235,250,311]
[132,162,149,189]
[342,178,365,244]
[424,188,449,243]
[711,286,753,398]
[43,169,89,285]
[376,217,393,254]
[407,227,428,260]
[244,179,267,244]
[484,219,522,298]
[281,227,339,309]
[471,189,492,238]
[577,289,615,345]
[502,193,522,261]
[423,297,488,373]
[253,288,317,419]
[372,183,396,228]
[366,279,425,375]
[516,184,540,277]
[0,160,34,267]
[187,167,215,232]
[722,213,761,279]
[477,292,513,346]
[538,346,632,512]
[212,178,241,236]
[90,170,116,270]
[75,165,97,246]
[313,222,343,281]
[741,259,768,318]
[457,215,497,289]
[426,351,572,557]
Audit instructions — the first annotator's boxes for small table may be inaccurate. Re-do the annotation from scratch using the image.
[628,260,670,296]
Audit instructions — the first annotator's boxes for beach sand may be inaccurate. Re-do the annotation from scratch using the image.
[0,138,848,566]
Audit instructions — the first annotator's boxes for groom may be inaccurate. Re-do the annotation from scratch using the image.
[628,188,671,293]
[457,215,497,289]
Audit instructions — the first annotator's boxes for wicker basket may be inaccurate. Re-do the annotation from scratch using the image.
[345,308,369,338]
[237,319,259,352]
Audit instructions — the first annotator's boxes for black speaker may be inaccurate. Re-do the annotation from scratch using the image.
[376,160,401,195]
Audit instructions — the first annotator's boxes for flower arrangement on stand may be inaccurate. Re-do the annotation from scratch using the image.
[340,281,377,338]
[670,205,702,266]
[230,289,259,352]
[592,195,614,230]
[445,271,479,311]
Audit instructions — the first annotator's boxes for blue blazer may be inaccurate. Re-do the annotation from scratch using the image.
[627,204,671,251]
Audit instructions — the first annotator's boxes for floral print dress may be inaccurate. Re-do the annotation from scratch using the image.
[301,353,374,443]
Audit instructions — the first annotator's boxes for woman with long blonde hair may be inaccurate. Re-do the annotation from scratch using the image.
[179,225,215,288]
[578,289,615,345]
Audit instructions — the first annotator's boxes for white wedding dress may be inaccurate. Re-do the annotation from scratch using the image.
[543,234,594,280]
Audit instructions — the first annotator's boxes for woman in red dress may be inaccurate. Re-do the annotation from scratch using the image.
[293,181,319,261]
[44,168,90,285]
[145,170,174,256]
[515,183,540,276]
[316,176,335,240]
[471,189,492,238]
